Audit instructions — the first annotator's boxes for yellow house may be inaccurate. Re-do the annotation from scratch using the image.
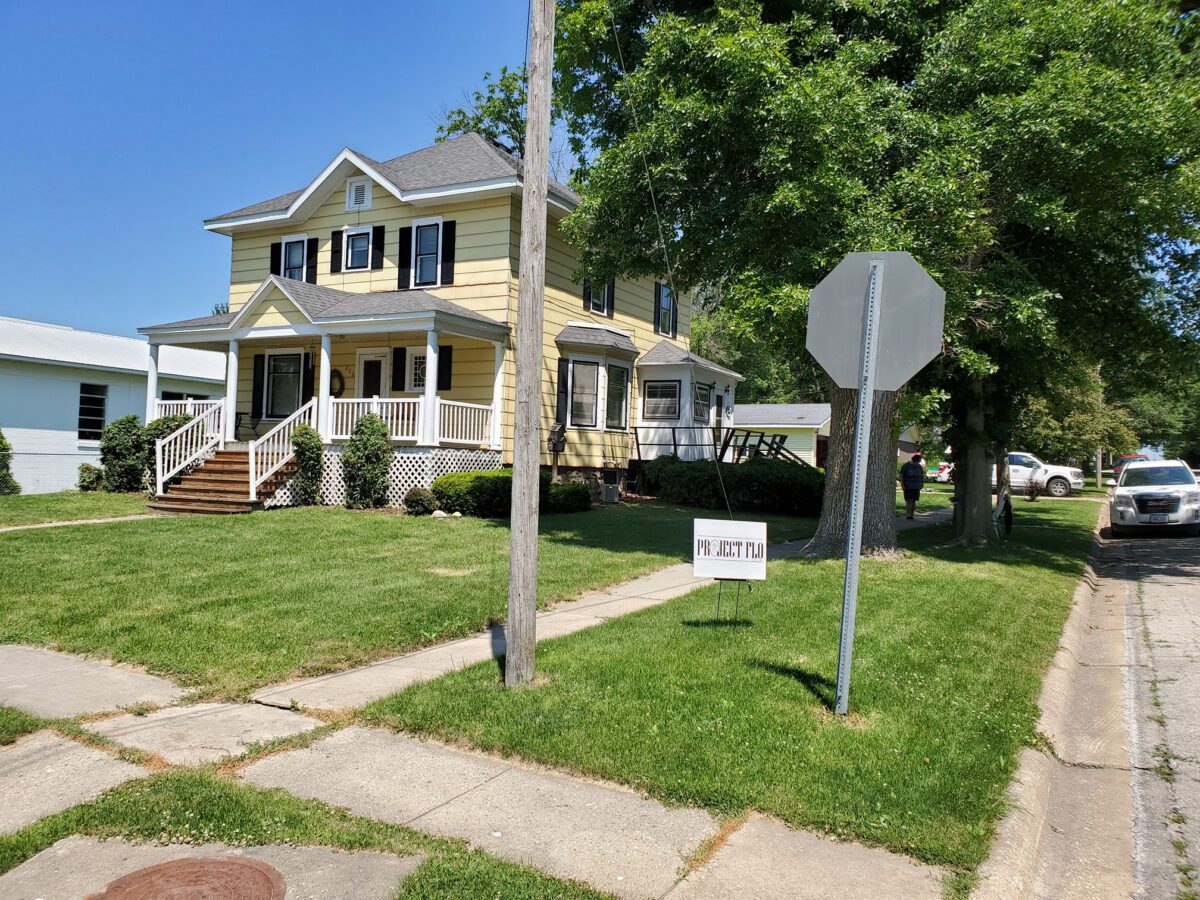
[139,134,741,512]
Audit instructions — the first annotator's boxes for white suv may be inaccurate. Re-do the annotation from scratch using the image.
[992,452,1085,497]
[1108,459,1200,536]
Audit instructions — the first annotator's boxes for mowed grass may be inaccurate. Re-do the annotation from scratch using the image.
[365,501,1099,872]
[0,502,814,698]
[0,706,44,745]
[0,491,148,527]
[0,771,607,898]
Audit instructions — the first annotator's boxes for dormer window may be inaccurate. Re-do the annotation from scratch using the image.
[345,177,372,211]
[345,227,371,270]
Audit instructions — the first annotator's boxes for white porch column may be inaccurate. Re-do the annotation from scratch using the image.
[144,343,159,422]
[223,339,238,441]
[317,333,332,441]
[422,328,440,445]
[490,339,506,449]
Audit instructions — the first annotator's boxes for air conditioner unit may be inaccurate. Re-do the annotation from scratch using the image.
[602,483,620,504]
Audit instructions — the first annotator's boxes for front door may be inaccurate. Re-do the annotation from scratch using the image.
[356,350,389,398]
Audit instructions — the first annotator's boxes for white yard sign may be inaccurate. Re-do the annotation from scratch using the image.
[693,519,768,581]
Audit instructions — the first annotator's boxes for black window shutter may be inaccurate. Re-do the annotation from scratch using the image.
[606,278,616,317]
[670,287,679,337]
[305,238,318,283]
[391,348,407,392]
[301,352,315,402]
[437,345,453,391]
[330,231,343,273]
[397,226,413,290]
[251,354,266,418]
[555,359,569,424]
[269,242,282,277]
[371,225,385,270]
[582,281,591,312]
[440,220,456,284]
[653,282,663,334]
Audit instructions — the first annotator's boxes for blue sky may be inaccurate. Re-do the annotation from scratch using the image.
[0,0,528,337]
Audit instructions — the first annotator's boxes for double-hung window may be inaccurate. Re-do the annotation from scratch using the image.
[643,381,680,420]
[414,222,440,286]
[605,364,630,430]
[265,353,302,418]
[78,383,107,440]
[587,281,613,315]
[281,237,306,280]
[344,228,371,270]
[693,384,712,424]
[655,282,675,335]
[570,361,600,428]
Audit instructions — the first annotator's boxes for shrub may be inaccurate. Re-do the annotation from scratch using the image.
[342,414,391,508]
[100,415,146,492]
[290,423,324,506]
[643,455,824,517]
[547,481,593,513]
[142,414,193,491]
[0,428,19,495]
[431,468,551,518]
[77,463,104,492]
[403,486,438,516]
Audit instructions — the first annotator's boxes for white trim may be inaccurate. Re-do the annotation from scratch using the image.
[342,225,373,271]
[641,380,682,421]
[279,233,308,280]
[410,216,444,289]
[345,177,373,211]
[604,361,632,431]
[261,349,305,420]
[354,347,390,399]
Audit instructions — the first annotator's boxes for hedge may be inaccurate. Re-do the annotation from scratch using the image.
[342,414,391,509]
[100,416,147,492]
[0,428,18,495]
[432,469,552,518]
[290,423,324,506]
[643,455,823,517]
[548,481,592,513]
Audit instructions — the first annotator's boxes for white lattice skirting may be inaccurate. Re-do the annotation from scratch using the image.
[266,446,504,509]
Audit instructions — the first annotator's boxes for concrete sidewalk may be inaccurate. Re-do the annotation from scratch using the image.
[0,514,158,533]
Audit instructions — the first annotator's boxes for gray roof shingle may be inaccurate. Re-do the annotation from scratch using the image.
[637,340,743,381]
[554,324,638,355]
[735,403,832,428]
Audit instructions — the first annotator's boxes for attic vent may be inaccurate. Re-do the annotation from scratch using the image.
[345,177,372,211]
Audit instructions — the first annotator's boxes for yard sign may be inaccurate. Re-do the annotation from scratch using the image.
[693,519,768,581]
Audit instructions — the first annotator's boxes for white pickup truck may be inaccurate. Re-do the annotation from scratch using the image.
[992,452,1085,498]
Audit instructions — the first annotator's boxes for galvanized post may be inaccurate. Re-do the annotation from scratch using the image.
[834,259,885,717]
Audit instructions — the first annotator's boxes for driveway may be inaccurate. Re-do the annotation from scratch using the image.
[1113,531,1200,896]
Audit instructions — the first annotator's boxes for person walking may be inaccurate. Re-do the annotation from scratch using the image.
[900,453,926,520]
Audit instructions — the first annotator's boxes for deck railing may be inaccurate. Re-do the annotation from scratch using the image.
[329,397,422,441]
[153,399,222,420]
[155,399,225,496]
[248,399,317,501]
[437,399,493,446]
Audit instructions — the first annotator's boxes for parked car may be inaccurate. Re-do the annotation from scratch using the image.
[1107,459,1200,536]
[991,452,1085,497]
[1113,454,1149,477]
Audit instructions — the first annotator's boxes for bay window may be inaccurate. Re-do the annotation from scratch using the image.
[570,361,599,427]
[605,364,630,429]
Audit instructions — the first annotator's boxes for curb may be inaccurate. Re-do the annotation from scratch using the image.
[971,504,1109,899]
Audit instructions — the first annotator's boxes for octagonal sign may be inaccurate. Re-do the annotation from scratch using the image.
[806,252,945,391]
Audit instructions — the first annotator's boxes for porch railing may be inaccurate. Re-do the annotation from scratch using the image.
[438,399,493,446]
[248,398,317,501]
[155,399,226,496]
[153,399,222,420]
[329,397,422,441]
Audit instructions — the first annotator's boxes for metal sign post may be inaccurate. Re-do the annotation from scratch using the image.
[834,260,884,716]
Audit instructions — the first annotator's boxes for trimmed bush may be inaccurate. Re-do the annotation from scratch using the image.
[100,415,146,492]
[342,414,391,509]
[643,455,824,517]
[403,486,438,516]
[77,463,104,492]
[290,423,324,506]
[431,468,551,518]
[142,414,193,492]
[0,428,19,495]
[547,481,592,513]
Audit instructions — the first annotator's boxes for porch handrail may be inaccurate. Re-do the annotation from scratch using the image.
[438,398,493,446]
[248,399,317,501]
[329,397,422,441]
[155,399,226,496]
[153,399,222,420]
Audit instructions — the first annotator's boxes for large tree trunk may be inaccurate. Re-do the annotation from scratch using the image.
[805,383,899,558]
[955,380,996,545]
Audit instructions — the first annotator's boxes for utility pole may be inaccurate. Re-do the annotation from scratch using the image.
[506,0,556,687]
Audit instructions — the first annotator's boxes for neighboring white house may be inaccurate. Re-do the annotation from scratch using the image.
[0,316,225,493]
[732,403,832,466]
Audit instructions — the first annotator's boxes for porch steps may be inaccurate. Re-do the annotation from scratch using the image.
[148,450,295,516]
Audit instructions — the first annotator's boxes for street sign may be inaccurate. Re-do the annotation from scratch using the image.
[693,519,767,581]
[806,252,944,391]
[805,252,944,715]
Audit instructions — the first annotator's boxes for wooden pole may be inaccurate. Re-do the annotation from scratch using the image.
[506,0,556,687]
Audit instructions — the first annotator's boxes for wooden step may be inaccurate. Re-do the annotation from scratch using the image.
[152,451,295,515]
[148,498,257,515]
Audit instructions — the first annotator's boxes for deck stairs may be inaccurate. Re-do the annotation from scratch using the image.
[147,450,294,515]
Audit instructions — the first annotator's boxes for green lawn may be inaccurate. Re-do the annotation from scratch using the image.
[0,502,814,699]
[0,706,44,745]
[0,771,607,897]
[364,501,1099,873]
[0,491,148,528]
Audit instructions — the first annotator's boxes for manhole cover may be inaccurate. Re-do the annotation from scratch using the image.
[89,857,286,899]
